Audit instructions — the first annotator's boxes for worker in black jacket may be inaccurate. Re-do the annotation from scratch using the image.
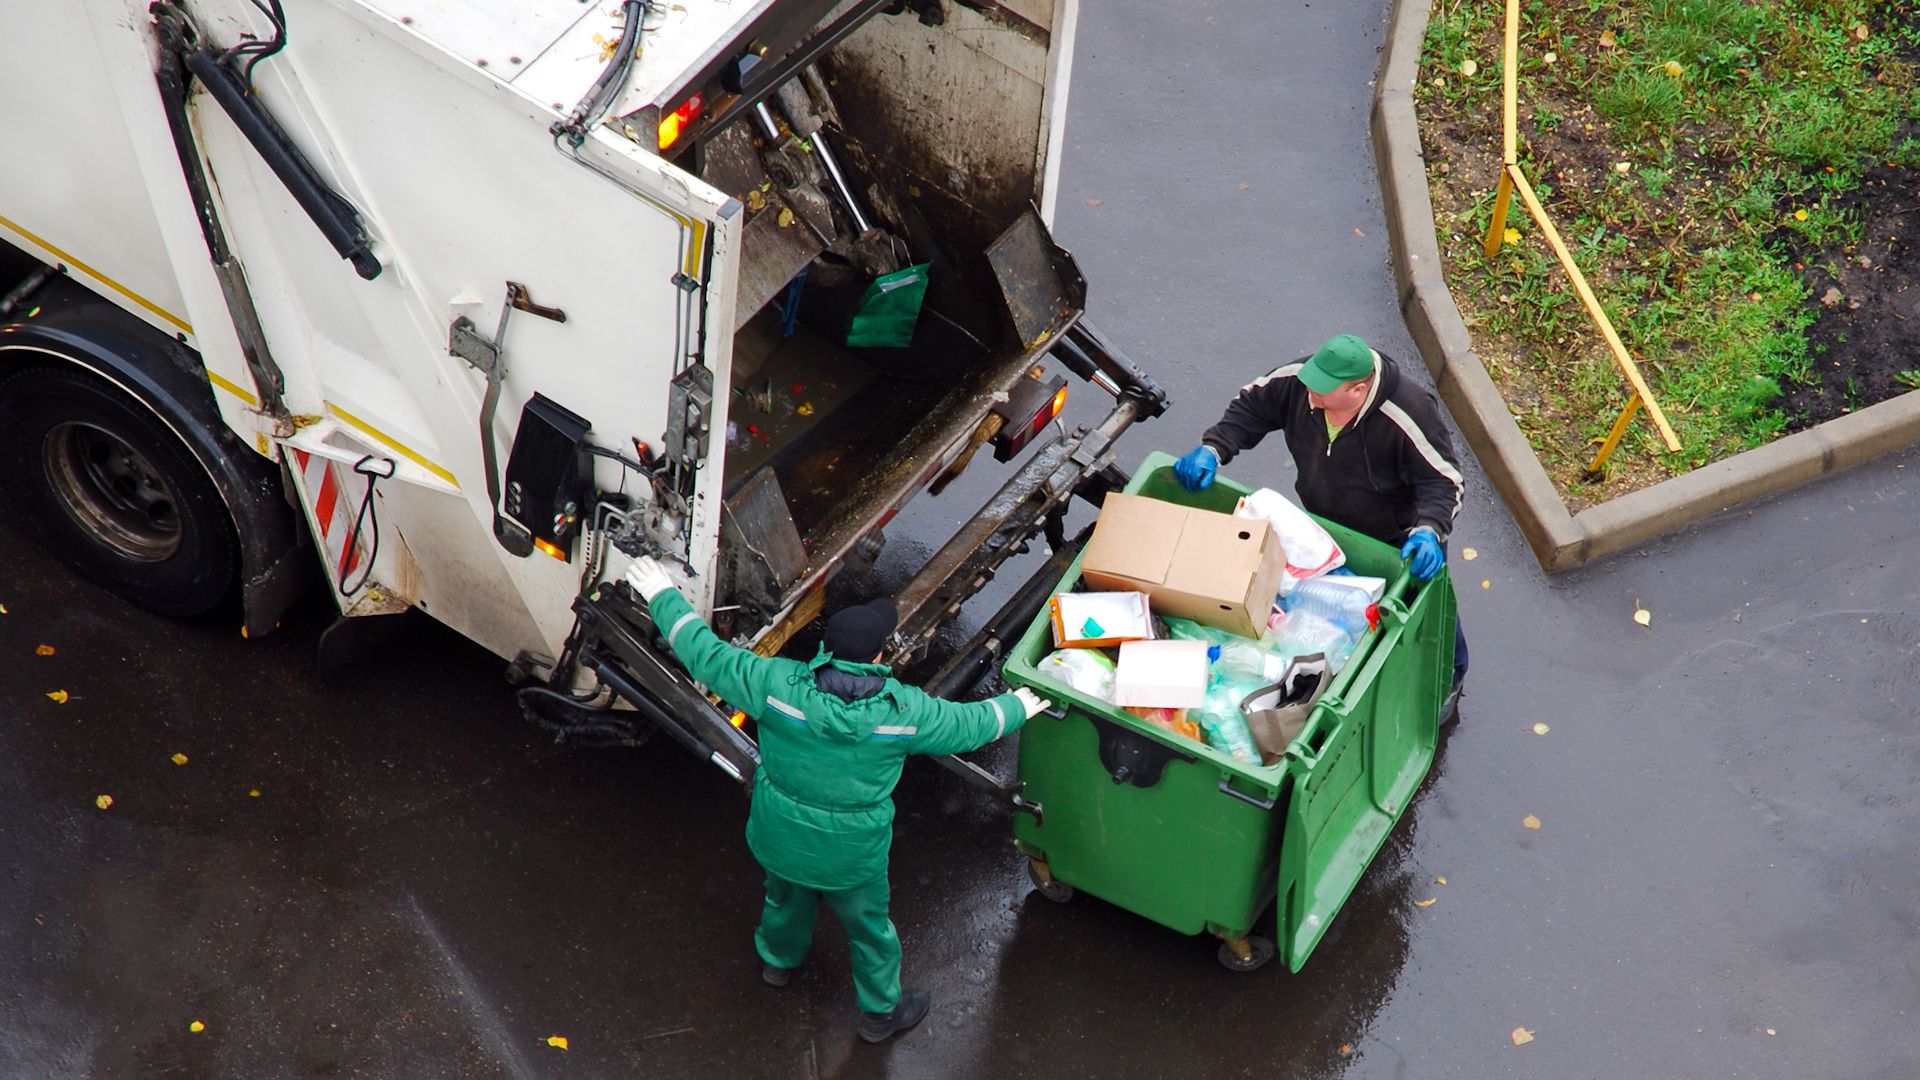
[1173,333,1468,709]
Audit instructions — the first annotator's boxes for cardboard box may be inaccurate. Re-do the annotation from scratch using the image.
[1049,591,1153,648]
[1113,639,1212,708]
[1081,493,1289,637]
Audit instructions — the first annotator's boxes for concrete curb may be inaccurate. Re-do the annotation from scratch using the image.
[1371,0,1920,572]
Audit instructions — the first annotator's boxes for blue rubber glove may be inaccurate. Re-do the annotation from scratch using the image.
[1399,528,1444,581]
[1173,445,1218,491]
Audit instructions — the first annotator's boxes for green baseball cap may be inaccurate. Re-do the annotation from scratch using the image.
[1298,334,1376,394]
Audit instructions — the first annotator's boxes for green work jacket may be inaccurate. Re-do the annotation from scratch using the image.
[648,589,1027,891]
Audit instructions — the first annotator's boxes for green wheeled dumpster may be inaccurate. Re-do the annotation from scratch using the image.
[1003,452,1456,973]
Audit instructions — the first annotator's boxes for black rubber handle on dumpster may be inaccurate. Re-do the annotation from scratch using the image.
[1091,713,1195,789]
[1216,777,1277,811]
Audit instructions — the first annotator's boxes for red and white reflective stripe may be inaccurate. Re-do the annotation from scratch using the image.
[293,449,365,584]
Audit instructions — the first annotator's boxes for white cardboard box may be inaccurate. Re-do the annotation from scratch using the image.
[1112,639,1212,708]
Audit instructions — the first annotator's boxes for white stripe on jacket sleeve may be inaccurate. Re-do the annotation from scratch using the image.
[1377,400,1465,527]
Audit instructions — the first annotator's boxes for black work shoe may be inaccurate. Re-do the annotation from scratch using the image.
[762,963,794,987]
[857,989,931,1043]
[1440,682,1464,728]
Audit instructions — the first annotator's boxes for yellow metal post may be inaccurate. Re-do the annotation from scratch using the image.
[1585,393,1642,474]
[1484,0,1520,260]
[1506,165,1682,452]
[1483,171,1515,258]
[1502,0,1519,165]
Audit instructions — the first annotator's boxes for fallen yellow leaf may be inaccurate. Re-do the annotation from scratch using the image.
[1633,601,1652,627]
[1542,51,1557,65]
[1435,875,1448,885]
[1663,60,1684,77]
[1532,722,1550,735]
[1854,23,1869,41]
[171,753,190,766]
[1339,1043,1353,1055]
[46,690,69,704]
[1511,1026,1535,1046]
[95,794,113,810]
[1462,547,1478,561]
[1414,897,1438,908]
[1523,814,1542,830]
[1599,29,1616,48]
[776,207,795,228]
[1481,579,1491,590]
[0,603,8,614]
[546,1035,569,1051]
[35,644,55,656]
[1460,59,1478,77]
[189,1020,205,1033]
[1794,208,1809,222]
[248,788,262,798]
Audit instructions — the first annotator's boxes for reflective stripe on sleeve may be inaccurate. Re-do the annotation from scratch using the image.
[668,610,700,648]
[873,724,919,738]
[1237,361,1304,396]
[1377,400,1465,524]
[765,696,807,723]
[992,697,1009,740]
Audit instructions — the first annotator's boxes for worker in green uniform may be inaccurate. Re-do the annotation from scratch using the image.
[625,556,1052,1043]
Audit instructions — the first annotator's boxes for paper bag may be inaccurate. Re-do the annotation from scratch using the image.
[1241,653,1332,764]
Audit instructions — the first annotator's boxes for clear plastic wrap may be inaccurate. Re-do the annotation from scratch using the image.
[1034,647,1117,702]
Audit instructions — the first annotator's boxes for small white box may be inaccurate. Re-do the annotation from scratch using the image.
[1050,591,1154,648]
[1112,639,1212,709]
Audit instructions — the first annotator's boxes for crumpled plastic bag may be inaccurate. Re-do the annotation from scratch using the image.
[1034,647,1116,702]
[1234,488,1344,588]
[1266,608,1357,672]
[846,263,931,348]
[1195,675,1262,763]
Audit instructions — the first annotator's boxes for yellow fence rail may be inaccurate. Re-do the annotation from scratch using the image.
[1479,0,1680,471]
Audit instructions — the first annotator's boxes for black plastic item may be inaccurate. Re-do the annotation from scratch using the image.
[503,393,592,556]
[1092,712,1196,789]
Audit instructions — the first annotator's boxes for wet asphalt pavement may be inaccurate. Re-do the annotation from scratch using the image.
[4,1,1919,1077]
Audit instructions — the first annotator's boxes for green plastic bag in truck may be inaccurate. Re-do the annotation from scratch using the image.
[1001,451,1457,972]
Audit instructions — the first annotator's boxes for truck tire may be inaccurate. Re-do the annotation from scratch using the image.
[0,364,239,616]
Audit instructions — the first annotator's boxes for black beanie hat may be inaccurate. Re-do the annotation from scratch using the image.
[823,599,898,660]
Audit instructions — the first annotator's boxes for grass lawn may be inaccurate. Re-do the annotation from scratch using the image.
[1416,0,1920,507]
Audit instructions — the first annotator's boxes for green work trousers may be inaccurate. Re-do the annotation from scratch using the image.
[754,870,900,1014]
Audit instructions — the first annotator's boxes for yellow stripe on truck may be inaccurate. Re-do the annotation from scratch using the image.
[207,370,260,406]
[0,210,194,337]
[327,401,460,489]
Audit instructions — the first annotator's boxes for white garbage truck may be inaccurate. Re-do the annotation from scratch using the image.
[0,0,1164,788]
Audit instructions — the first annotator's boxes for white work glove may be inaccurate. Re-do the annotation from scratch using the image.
[1012,687,1054,720]
[624,555,676,602]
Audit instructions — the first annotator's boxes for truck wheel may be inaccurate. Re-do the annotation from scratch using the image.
[0,365,238,616]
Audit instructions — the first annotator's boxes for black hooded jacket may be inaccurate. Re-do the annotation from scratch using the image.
[1199,349,1464,544]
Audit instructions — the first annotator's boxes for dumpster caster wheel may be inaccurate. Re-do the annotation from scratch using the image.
[1216,935,1275,973]
[1026,859,1074,903]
